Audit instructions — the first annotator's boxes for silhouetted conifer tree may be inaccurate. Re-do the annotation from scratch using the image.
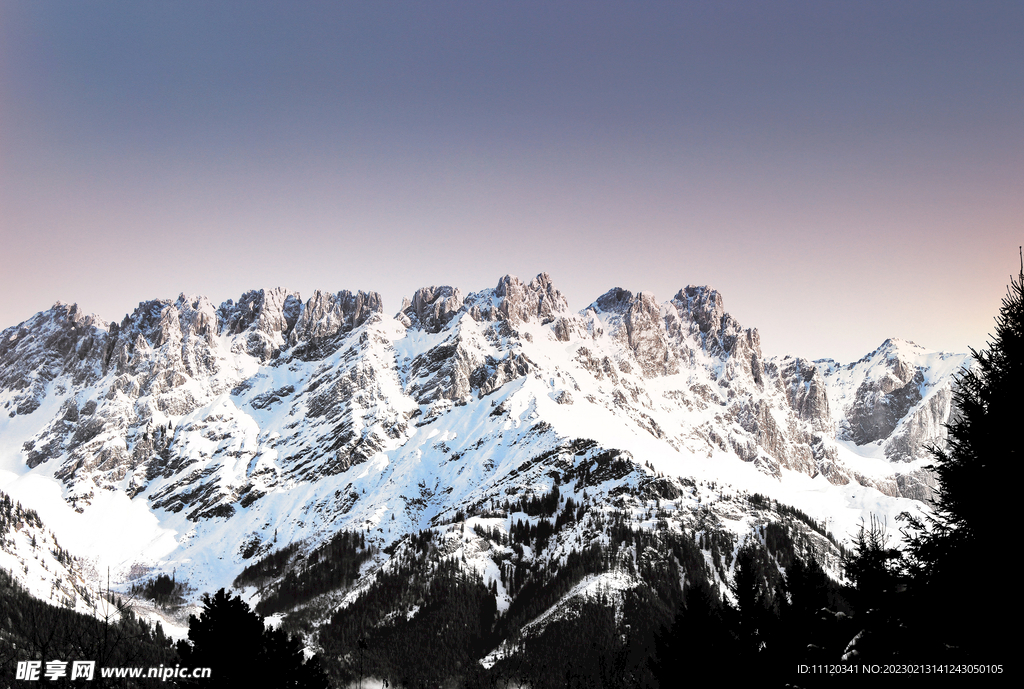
[177,589,328,688]
[839,516,905,661]
[655,579,740,682]
[900,253,1024,660]
[785,556,830,621]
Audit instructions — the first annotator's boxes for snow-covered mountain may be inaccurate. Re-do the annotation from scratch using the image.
[0,273,968,657]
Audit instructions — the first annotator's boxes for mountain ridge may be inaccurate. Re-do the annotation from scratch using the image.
[0,272,968,669]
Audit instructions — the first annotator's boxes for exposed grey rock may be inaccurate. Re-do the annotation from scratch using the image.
[820,338,969,496]
[664,286,763,384]
[471,353,534,398]
[592,288,633,314]
[249,385,295,410]
[624,292,676,377]
[291,290,383,344]
[676,285,726,340]
[218,288,302,360]
[0,303,109,394]
[895,468,938,503]
[586,289,676,377]
[398,286,464,333]
[848,369,924,445]
[552,315,586,342]
[494,273,568,324]
[884,384,952,463]
[776,357,832,433]
[407,340,479,404]
[0,271,983,659]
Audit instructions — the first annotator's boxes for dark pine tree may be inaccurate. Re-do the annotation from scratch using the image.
[176,588,329,688]
[782,555,854,669]
[785,555,830,623]
[839,516,905,661]
[654,579,740,683]
[900,252,1024,661]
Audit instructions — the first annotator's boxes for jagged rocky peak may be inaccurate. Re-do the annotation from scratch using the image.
[590,287,634,314]
[0,303,111,412]
[401,274,566,406]
[866,338,924,391]
[49,301,108,334]
[117,298,174,347]
[578,284,765,381]
[215,286,383,359]
[622,290,663,334]
[494,273,569,324]
[106,296,210,374]
[218,287,303,360]
[107,295,217,364]
[174,294,219,344]
[289,289,383,346]
[674,285,726,334]
[663,282,737,341]
[585,287,678,376]
[455,272,570,327]
[663,285,763,384]
[0,302,109,372]
[0,275,970,516]
[397,285,464,333]
[218,288,301,339]
[836,338,938,448]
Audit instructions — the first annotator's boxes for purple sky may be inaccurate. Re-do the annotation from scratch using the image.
[1,1,1021,362]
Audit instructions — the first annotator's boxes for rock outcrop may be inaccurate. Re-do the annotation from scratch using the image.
[397,286,463,333]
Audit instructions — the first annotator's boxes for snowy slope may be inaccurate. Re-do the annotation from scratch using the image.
[0,489,95,614]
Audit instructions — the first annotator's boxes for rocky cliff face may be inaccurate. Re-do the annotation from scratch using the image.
[0,303,110,417]
[3,287,394,512]
[396,286,463,333]
[820,338,967,502]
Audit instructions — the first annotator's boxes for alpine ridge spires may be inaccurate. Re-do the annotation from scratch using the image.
[0,272,969,682]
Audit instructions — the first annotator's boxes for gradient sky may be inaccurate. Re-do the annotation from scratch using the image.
[1,1,1021,362]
